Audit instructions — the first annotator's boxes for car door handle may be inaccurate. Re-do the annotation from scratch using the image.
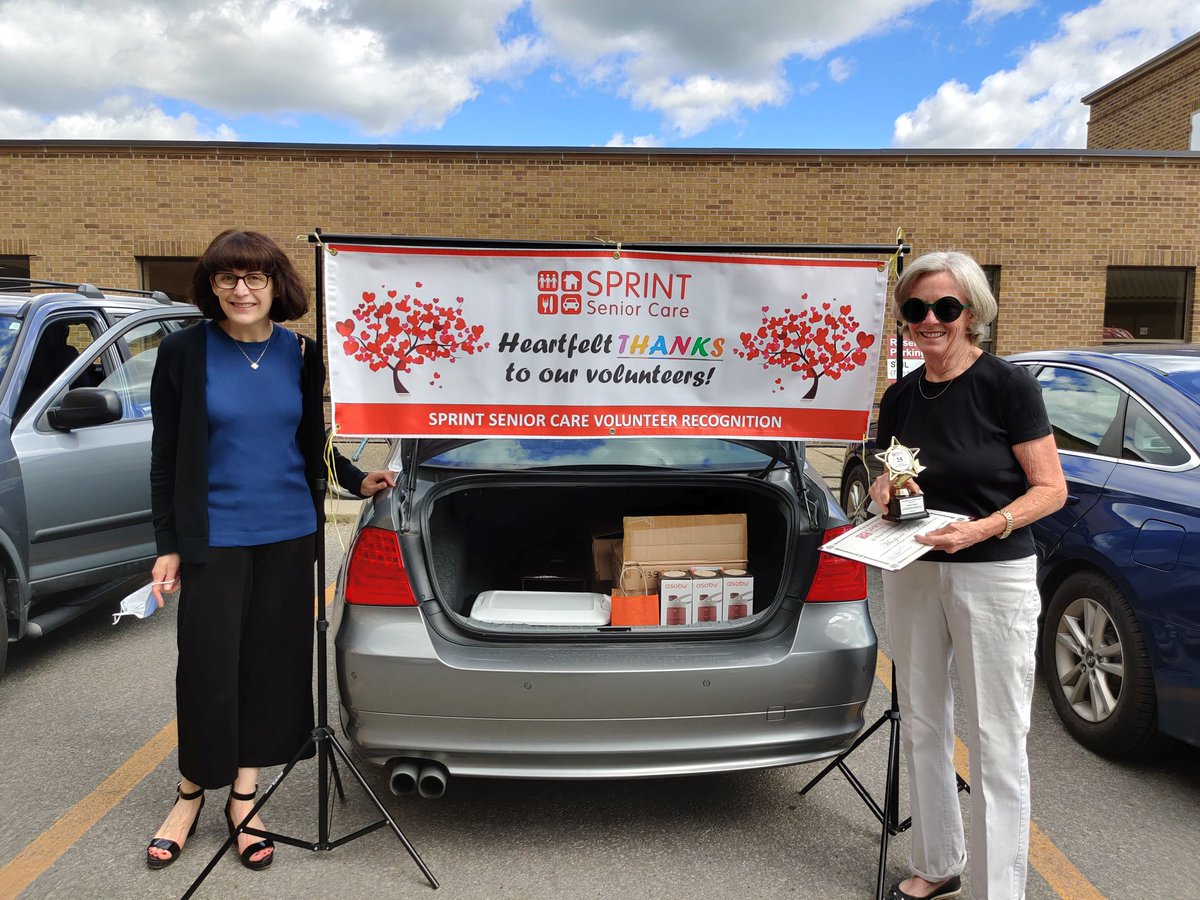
[1065,494,1081,506]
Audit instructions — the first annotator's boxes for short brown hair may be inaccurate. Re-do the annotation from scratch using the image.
[191,230,309,321]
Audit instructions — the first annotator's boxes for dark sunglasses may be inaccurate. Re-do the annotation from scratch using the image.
[900,295,971,324]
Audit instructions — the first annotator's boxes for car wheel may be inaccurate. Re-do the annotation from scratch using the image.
[1042,571,1159,757]
[840,462,871,526]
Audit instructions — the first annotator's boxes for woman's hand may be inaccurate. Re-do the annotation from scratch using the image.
[868,473,921,514]
[914,518,997,554]
[151,553,181,607]
[358,470,397,497]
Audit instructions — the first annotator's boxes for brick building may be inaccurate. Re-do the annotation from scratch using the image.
[1084,31,1200,151]
[1,35,1198,360]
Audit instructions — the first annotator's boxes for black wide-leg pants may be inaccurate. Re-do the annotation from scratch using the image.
[176,533,317,789]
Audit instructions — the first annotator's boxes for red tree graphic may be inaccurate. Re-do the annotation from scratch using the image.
[733,296,876,399]
[336,284,489,393]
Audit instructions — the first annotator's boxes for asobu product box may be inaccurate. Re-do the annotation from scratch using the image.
[658,570,693,626]
[689,567,724,622]
[722,569,754,620]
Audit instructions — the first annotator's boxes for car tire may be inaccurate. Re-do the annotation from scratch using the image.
[840,462,871,527]
[1042,571,1159,757]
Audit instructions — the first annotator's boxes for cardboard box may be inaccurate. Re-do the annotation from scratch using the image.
[722,569,754,621]
[658,570,693,626]
[614,513,748,596]
[622,513,747,566]
[591,534,622,589]
[610,590,659,626]
[690,568,723,622]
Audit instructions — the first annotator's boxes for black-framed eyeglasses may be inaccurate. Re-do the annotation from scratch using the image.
[212,271,271,291]
[900,295,971,324]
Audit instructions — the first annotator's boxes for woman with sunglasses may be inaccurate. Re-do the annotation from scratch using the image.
[145,230,395,872]
[869,251,1066,900]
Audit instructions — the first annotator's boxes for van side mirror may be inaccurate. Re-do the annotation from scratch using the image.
[47,387,122,431]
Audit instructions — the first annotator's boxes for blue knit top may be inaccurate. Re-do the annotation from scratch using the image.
[204,322,316,547]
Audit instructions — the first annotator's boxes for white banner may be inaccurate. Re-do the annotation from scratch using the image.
[324,244,888,439]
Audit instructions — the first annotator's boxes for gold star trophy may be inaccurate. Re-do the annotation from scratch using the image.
[875,436,929,522]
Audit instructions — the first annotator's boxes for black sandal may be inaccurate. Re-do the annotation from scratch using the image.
[887,875,962,899]
[146,782,205,870]
[224,785,275,870]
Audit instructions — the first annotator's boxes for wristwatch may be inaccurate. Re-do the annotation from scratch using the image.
[996,508,1015,540]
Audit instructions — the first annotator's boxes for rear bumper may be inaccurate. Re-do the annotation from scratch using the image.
[335,600,877,779]
[340,703,868,778]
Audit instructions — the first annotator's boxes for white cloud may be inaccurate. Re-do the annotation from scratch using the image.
[0,97,237,140]
[967,0,1036,23]
[0,0,542,138]
[894,0,1200,148]
[828,57,856,83]
[605,131,664,147]
[532,0,937,137]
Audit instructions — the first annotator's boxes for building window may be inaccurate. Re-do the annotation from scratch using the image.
[139,257,196,302]
[1104,267,1191,341]
[1191,110,1200,151]
[0,255,31,290]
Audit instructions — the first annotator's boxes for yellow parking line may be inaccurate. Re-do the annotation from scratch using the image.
[0,585,339,899]
[875,651,1106,900]
[0,720,177,900]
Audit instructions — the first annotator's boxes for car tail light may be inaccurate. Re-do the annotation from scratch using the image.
[344,526,418,606]
[805,525,867,603]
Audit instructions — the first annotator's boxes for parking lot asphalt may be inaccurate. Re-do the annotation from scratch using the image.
[2,438,1198,899]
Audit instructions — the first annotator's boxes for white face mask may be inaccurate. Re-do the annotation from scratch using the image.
[112,582,175,624]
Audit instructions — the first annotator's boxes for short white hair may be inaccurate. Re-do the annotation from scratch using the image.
[894,251,996,343]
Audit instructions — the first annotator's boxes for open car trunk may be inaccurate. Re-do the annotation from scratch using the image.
[421,474,814,637]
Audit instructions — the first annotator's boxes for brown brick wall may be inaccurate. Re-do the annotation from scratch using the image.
[2,144,1198,387]
[1086,40,1200,150]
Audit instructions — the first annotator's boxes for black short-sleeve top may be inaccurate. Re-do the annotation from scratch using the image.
[875,352,1052,563]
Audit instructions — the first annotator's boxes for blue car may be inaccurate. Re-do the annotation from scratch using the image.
[841,346,1200,757]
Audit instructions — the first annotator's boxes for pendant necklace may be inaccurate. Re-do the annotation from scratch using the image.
[919,369,956,400]
[230,324,274,370]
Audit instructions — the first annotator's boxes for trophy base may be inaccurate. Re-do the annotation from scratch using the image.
[884,493,929,522]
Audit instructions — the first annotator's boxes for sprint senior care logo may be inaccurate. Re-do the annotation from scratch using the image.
[535,267,694,317]
[536,270,583,315]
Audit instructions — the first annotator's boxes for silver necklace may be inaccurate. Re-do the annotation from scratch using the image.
[919,370,956,400]
[229,325,274,370]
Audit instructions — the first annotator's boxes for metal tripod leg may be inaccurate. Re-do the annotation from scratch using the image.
[800,662,968,900]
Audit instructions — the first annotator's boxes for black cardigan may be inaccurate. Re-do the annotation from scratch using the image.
[150,322,367,563]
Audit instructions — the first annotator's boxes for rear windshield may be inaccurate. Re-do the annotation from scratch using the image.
[424,438,776,471]
[0,316,20,380]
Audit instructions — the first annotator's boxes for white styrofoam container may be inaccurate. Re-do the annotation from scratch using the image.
[470,590,612,626]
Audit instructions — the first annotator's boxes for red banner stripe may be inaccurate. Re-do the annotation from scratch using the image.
[333,403,868,440]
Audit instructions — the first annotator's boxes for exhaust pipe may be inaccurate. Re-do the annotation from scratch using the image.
[417,763,449,799]
[388,760,420,797]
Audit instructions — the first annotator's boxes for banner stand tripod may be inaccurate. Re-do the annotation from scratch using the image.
[799,664,967,900]
[182,234,438,899]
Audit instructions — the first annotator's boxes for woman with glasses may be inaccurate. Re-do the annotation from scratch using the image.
[869,251,1066,900]
[145,230,394,871]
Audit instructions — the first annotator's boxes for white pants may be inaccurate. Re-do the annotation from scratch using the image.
[882,556,1039,900]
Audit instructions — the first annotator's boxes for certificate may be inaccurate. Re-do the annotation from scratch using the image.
[820,510,971,571]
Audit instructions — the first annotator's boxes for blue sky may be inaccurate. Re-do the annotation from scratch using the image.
[2,0,1198,149]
